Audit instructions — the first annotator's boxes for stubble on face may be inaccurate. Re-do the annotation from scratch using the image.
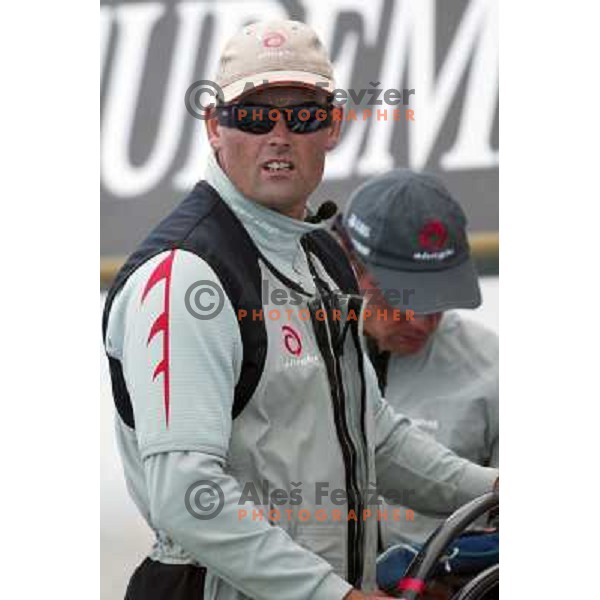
[208,86,339,219]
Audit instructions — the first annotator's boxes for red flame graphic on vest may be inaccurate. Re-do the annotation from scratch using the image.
[418,220,448,251]
[141,250,176,427]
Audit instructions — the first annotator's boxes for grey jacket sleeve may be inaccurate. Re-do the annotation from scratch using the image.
[368,359,498,517]
[145,451,352,600]
[486,372,499,469]
[489,437,499,470]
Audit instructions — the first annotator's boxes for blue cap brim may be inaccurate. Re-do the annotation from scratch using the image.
[367,257,482,314]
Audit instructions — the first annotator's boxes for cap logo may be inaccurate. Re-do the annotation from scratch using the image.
[262,32,287,48]
[348,213,371,238]
[350,236,371,257]
[418,220,448,251]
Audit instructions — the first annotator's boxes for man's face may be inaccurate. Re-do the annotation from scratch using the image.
[206,86,342,219]
[359,271,443,355]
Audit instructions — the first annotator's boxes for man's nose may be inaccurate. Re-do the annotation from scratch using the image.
[412,313,441,332]
[267,116,292,148]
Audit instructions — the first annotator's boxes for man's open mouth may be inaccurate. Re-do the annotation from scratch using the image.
[262,160,295,173]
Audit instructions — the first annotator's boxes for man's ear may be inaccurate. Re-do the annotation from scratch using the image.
[325,107,343,151]
[205,108,221,152]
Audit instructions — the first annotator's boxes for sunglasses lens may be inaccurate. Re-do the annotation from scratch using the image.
[218,103,332,135]
[288,105,331,133]
[233,106,275,134]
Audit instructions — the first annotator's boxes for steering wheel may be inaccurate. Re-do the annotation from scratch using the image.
[394,491,499,600]
[451,563,498,600]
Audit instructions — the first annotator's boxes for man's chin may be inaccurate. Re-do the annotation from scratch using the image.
[381,337,427,355]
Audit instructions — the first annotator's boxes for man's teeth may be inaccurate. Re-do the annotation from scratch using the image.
[265,161,292,171]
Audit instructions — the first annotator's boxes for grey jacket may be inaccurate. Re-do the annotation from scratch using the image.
[378,312,499,546]
[105,154,498,599]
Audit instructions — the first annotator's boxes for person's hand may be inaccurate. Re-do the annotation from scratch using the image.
[343,591,365,599]
[343,590,393,599]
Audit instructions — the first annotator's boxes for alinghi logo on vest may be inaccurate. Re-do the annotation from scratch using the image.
[282,324,302,357]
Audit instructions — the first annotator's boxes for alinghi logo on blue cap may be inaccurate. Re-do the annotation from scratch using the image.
[413,220,455,261]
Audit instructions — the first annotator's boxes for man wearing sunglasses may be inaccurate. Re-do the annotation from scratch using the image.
[103,19,498,600]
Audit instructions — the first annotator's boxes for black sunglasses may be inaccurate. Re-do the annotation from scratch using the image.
[215,102,334,135]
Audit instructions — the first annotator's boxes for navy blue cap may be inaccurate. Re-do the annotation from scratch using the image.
[343,169,481,313]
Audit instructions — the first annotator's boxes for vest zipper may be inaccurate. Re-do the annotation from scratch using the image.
[305,270,365,586]
[309,301,364,585]
[330,326,365,585]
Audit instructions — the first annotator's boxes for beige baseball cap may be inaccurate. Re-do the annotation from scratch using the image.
[215,20,335,103]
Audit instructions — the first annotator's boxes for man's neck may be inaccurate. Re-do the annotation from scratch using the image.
[214,153,308,221]
[267,202,306,221]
